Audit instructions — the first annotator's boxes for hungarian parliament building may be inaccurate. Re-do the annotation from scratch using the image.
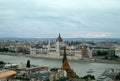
[30,34,92,60]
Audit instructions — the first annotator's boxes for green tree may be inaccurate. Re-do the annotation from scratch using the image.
[26,60,30,68]
[0,61,5,70]
[97,51,108,56]
[82,74,95,80]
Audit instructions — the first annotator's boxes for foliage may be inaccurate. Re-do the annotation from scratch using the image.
[0,47,9,52]
[82,74,95,80]
[0,61,5,69]
[116,73,120,80]
[97,51,108,56]
[26,60,30,68]
[0,61,5,65]
[46,79,50,81]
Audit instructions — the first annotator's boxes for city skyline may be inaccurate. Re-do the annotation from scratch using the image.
[0,0,120,38]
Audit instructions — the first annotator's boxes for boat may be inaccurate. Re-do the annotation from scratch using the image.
[87,68,95,73]
[4,63,18,69]
[96,76,113,81]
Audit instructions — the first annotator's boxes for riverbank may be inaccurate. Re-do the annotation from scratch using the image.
[0,52,120,64]
[0,52,25,56]
[27,54,120,64]
[0,53,120,78]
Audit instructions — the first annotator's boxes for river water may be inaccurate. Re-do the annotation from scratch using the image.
[0,55,120,78]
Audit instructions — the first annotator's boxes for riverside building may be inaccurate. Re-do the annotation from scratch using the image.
[30,34,92,60]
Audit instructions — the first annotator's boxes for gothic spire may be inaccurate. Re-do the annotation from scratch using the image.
[56,33,63,42]
[59,33,60,37]
[62,46,67,63]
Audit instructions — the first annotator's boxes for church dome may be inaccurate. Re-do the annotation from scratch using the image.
[56,33,63,42]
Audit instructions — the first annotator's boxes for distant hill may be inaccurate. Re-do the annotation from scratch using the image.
[0,38,120,42]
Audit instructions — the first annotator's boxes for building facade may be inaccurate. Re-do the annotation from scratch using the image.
[30,34,86,60]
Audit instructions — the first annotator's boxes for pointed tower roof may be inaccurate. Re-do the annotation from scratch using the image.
[62,46,76,78]
[62,60,71,70]
[62,46,67,63]
[62,46,71,70]
[56,33,63,42]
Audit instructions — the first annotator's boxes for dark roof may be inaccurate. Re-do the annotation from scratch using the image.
[56,77,69,81]
[32,72,50,80]
[56,33,63,42]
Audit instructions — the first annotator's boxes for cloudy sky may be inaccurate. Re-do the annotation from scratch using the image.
[0,0,120,38]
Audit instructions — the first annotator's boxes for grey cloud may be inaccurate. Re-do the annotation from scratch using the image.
[0,0,120,38]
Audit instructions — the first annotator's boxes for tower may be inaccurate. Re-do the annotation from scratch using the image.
[62,46,76,78]
[62,46,67,63]
[56,33,64,56]
[56,33,63,42]
[81,45,89,58]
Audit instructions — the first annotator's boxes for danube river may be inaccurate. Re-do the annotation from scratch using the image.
[0,55,120,78]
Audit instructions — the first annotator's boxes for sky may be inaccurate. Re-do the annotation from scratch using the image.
[0,0,120,38]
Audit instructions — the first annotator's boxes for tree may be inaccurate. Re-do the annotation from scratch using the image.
[0,61,5,70]
[82,74,95,80]
[26,60,30,68]
[97,51,108,56]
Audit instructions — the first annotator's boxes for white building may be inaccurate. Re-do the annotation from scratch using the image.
[30,34,91,60]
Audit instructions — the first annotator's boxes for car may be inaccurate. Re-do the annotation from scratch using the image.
[97,76,113,81]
